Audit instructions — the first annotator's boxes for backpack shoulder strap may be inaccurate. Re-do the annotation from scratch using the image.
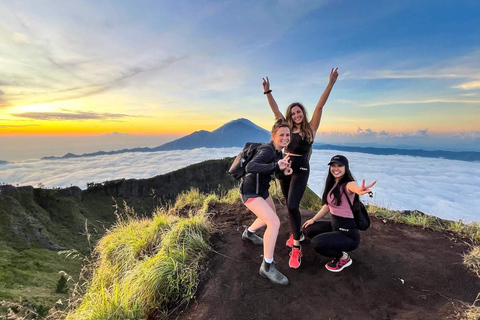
[342,183,354,209]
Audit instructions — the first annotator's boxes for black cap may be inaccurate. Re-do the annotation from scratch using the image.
[327,155,349,167]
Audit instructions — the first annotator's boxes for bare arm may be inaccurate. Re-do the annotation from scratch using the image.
[346,179,377,196]
[309,68,339,137]
[302,204,330,229]
[263,77,285,121]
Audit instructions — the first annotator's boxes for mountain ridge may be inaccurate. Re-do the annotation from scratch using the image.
[38,118,480,162]
[42,118,269,160]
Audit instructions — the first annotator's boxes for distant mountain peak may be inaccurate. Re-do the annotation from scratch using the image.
[214,118,269,134]
[42,118,271,159]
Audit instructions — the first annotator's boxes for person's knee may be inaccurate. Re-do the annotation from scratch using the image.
[303,227,315,239]
[310,236,323,248]
[266,216,280,230]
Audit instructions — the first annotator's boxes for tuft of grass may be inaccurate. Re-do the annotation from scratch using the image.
[268,181,284,203]
[217,188,242,205]
[399,212,444,231]
[458,293,480,320]
[174,188,208,211]
[63,202,211,320]
[448,221,480,245]
[368,204,402,221]
[464,246,480,278]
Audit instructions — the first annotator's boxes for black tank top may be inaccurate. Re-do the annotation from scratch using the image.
[286,132,313,155]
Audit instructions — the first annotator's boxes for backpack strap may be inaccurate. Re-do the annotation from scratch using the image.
[342,183,355,211]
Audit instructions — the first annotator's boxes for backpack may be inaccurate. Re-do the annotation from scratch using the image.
[228,142,271,180]
[344,189,371,231]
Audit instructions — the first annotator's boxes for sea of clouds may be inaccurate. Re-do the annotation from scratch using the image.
[1,148,479,222]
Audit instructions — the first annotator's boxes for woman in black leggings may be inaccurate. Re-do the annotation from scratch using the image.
[302,155,376,272]
[262,68,339,269]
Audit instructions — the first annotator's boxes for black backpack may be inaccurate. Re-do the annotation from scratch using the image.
[229,142,271,180]
[344,189,371,231]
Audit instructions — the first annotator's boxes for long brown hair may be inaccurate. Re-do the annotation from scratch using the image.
[285,102,313,143]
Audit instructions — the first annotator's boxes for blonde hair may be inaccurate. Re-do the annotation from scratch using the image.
[285,102,313,143]
[271,119,290,134]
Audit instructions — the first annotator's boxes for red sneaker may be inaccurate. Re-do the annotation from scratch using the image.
[288,247,302,269]
[285,234,305,248]
[325,256,352,272]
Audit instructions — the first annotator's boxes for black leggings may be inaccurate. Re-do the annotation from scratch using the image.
[303,215,360,259]
[280,155,309,241]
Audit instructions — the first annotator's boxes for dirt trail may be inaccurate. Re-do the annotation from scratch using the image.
[173,203,479,320]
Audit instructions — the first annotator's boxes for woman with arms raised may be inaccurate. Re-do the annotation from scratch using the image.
[240,120,293,285]
[262,68,339,269]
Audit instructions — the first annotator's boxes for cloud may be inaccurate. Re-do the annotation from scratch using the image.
[0,147,241,190]
[4,55,188,106]
[0,124,39,128]
[339,49,480,82]
[307,149,480,222]
[338,127,431,138]
[415,129,428,136]
[357,98,480,107]
[1,147,479,222]
[454,81,480,90]
[11,109,136,121]
[317,129,480,152]
[0,1,330,110]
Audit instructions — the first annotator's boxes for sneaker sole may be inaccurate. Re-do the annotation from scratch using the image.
[259,270,289,286]
[289,259,301,269]
[325,259,352,272]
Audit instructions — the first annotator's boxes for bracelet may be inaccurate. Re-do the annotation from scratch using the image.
[263,90,272,94]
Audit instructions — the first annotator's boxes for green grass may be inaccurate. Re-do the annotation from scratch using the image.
[3,184,480,319]
[464,246,480,278]
[62,198,211,320]
[0,245,81,316]
[448,221,480,245]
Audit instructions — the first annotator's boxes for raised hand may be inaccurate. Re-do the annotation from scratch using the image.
[262,76,270,92]
[278,154,290,170]
[358,179,376,196]
[329,68,339,85]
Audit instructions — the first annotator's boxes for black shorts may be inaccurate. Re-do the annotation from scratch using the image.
[241,190,269,203]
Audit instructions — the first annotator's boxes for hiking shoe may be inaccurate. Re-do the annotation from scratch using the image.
[259,260,289,286]
[242,228,263,245]
[325,256,352,272]
[288,247,302,269]
[286,233,305,248]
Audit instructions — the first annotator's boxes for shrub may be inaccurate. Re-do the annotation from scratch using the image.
[55,275,68,294]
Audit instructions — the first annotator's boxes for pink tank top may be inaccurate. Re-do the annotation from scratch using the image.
[327,182,355,219]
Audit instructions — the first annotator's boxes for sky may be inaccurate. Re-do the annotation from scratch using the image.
[1,0,480,160]
[1,147,479,222]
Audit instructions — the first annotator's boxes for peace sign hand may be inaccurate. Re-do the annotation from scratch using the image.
[329,68,339,85]
[262,77,270,92]
[358,179,376,197]
[283,159,293,176]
